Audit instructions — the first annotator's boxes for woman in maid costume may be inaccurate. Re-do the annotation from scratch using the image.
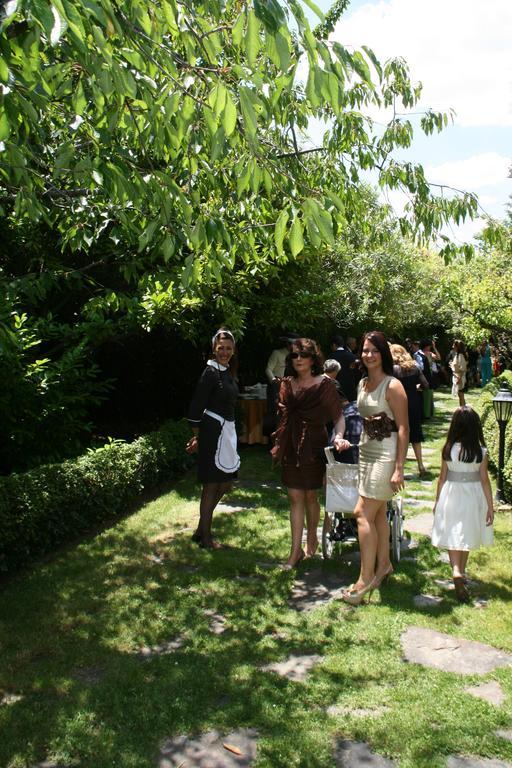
[186,329,240,549]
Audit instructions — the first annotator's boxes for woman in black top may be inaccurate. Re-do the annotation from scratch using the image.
[187,329,240,549]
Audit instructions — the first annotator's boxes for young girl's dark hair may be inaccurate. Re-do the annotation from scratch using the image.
[442,405,485,463]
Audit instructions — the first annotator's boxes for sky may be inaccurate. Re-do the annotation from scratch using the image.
[300,0,512,243]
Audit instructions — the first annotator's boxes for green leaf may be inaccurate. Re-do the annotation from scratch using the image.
[254,0,286,32]
[300,0,325,21]
[289,214,304,257]
[245,9,260,68]
[239,87,258,138]
[222,91,237,137]
[30,0,55,37]
[275,209,289,256]
[0,56,8,83]
[232,13,245,46]
[0,110,10,141]
[72,80,87,115]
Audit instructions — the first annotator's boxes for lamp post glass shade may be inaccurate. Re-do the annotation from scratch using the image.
[493,384,512,423]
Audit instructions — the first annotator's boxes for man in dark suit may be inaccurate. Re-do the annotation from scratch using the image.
[330,335,358,403]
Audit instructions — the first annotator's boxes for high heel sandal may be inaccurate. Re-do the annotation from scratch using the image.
[453,575,470,603]
[374,565,394,587]
[341,579,377,606]
[281,550,305,570]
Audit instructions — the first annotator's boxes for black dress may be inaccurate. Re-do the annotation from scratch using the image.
[393,364,424,444]
[188,361,239,483]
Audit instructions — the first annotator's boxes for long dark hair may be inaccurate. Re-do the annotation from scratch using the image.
[361,331,394,375]
[287,338,324,377]
[442,406,485,463]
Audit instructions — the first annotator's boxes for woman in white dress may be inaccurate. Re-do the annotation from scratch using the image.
[432,406,494,602]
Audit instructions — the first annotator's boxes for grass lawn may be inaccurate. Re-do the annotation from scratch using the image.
[1,388,512,768]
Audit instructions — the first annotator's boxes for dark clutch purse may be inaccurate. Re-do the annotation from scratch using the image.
[363,412,397,441]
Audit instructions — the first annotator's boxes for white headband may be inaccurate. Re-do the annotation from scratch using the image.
[212,329,235,346]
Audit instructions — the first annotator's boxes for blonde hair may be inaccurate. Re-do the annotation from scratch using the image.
[390,343,417,371]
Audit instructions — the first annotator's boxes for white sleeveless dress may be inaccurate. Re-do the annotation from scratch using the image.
[357,376,397,501]
[431,443,493,550]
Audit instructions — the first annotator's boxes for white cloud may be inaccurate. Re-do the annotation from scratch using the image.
[424,152,511,190]
[333,0,512,127]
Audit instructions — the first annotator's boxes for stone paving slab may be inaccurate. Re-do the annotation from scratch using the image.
[138,637,185,659]
[327,704,390,718]
[0,692,23,706]
[261,654,323,682]
[204,610,227,635]
[413,594,445,608]
[401,627,512,675]
[217,502,254,514]
[447,758,512,768]
[496,730,512,742]
[406,489,433,498]
[289,569,349,612]
[404,499,434,509]
[333,740,396,767]
[403,513,433,537]
[159,728,258,767]
[465,681,507,706]
[71,665,105,685]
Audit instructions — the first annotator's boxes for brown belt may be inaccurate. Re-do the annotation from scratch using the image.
[363,412,397,441]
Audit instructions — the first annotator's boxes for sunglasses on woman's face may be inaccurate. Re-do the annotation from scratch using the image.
[290,351,312,359]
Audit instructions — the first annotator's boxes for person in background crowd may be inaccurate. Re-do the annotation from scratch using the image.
[329,335,358,404]
[272,339,351,568]
[186,329,240,550]
[479,340,493,386]
[418,340,434,419]
[340,331,409,606]
[429,338,442,388]
[450,340,468,407]
[264,335,291,437]
[323,359,362,464]
[391,344,429,477]
[467,346,480,388]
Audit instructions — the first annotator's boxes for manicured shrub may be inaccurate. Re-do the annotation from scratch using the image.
[0,419,193,572]
[478,371,512,502]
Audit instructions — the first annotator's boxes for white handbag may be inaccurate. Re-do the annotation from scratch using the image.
[325,447,359,513]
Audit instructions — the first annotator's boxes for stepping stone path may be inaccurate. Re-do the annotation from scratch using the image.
[71,665,104,685]
[401,627,512,674]
[496,731,512,742]
[465,680,507,706]
[404,512,433,537]
[1,692,23,706]
[289,568,349,612]
[334,740,396,767]
[447,758,512,768]
[413,594,444,608]
[159,728,258,767]
[327,704,390,718]
[204,610,228,635]
[261,653,323,682]
[217,501,254,514]
[138,637,185,659]
[404,498,434,509]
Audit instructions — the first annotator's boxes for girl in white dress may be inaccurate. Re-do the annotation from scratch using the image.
[431,406,494,602]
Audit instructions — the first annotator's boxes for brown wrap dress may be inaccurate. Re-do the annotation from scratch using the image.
[272,377,343,490]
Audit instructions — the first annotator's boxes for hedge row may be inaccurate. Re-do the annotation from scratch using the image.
[478,370,512,502]
[0,419,193,573]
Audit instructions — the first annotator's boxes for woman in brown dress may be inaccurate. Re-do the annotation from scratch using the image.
[272,338,350,568]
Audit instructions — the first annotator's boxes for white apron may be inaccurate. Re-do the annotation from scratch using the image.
[204,409,240,473]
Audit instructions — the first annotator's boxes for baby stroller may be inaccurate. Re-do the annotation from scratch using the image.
[322,447,404,562]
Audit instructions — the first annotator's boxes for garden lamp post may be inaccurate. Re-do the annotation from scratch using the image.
[492,383,512,503]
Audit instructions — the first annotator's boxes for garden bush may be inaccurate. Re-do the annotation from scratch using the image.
[0,419,193,573]
[478,371,512,502]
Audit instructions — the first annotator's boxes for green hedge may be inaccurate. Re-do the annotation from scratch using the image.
[0,419,193,573]
[478,371,512,502]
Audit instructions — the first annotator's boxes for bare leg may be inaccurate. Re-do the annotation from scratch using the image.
[458,390,466,407]
[449,549,469,600]
[412,443,426,474]
[460,550,469,577]
[304,489,320,556]
[287,488,306,565]
[374,503,392,580]
[353,496,381,587]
